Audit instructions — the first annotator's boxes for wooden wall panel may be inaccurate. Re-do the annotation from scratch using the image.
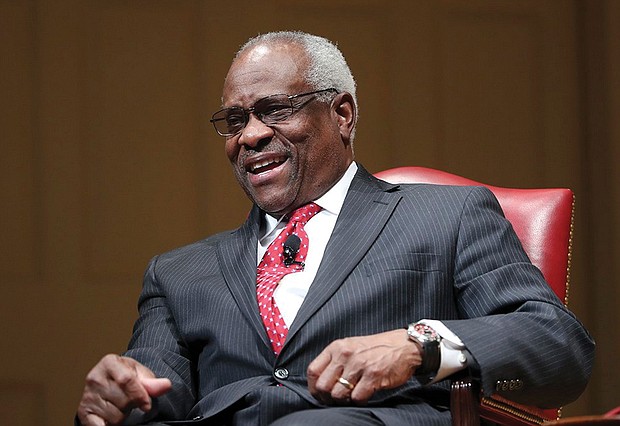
[430,1,580,188]
[0,0,48,422]
[607,2,620,410]
[0,382,45,426]
[584,0,620,413]
[0,0,40,283]
[436,7,545,184]
[80,2,207,282]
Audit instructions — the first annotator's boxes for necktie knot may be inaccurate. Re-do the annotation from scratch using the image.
[286,202,322,226]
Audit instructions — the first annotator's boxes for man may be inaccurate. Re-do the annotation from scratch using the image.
[77,31,594,426]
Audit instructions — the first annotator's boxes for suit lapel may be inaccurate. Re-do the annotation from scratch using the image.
[285,167,402,343]
[217,206,271,348]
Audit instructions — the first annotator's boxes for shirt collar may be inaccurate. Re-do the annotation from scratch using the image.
[261,162,358,238]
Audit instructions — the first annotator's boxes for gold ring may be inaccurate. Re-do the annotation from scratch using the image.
[337,376,355,390]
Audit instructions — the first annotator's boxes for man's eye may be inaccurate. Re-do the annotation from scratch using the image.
[261,104,290,120]
[226,114,244,126]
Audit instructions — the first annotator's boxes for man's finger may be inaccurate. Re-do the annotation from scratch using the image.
[349,373,378,404]
[307,349,332,391]
[142,377,172,397]
[81,413,107,426]
[79,396,127,426]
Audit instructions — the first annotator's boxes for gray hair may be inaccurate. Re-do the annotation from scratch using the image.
[236,31,358,140]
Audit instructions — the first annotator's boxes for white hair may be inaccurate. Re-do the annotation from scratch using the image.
[236,31,358,140]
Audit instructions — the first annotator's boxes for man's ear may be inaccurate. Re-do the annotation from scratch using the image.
[332,92,356,144]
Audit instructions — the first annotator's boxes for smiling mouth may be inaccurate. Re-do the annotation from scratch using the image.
[247,156,287,174]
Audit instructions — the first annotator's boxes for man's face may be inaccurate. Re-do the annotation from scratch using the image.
[222,43,353,217]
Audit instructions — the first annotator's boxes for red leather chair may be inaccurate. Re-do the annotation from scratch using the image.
[374,166,574,426]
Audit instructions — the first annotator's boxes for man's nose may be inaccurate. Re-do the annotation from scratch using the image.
[238,114,274,147]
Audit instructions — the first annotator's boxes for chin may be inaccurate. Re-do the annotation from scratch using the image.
[257,196,296,215]
[247,185,295,213]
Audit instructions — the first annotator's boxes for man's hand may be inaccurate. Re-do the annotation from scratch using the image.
[307,329,422,405]
[77,354,172,426]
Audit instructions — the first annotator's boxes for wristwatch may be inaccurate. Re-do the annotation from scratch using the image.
[407,322,442,384]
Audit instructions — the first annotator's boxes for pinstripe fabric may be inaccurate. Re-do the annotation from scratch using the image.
[123,165,593,425]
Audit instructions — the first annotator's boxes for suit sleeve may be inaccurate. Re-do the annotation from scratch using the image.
[442,186,594,407]
[123,255,197,421]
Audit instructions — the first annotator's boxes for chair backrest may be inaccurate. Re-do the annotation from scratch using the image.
[375,166,575,423]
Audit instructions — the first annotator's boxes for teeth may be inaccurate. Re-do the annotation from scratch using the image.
[251,160,274,171]
[250,157,285,172]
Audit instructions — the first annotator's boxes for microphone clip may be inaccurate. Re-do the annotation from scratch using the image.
[283,234,305,268]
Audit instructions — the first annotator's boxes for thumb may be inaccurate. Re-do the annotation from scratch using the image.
[141,377,172,397]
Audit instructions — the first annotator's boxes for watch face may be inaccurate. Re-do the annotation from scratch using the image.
[410,323,439,343]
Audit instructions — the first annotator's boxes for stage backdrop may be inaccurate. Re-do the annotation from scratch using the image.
[1,1,619,424]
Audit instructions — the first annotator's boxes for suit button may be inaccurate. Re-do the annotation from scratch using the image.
[274,368,289,380]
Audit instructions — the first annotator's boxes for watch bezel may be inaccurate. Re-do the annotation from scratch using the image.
[407,322,441,344]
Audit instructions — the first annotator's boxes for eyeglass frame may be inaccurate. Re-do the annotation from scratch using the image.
[209,88,339,137]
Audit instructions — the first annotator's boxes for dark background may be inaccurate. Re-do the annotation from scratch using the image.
[1,1,618,424]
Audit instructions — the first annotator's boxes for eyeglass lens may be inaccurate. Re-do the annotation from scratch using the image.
[211,94,293,136]
[210,89,337,137]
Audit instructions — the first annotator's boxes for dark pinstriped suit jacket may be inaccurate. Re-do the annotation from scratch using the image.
[124,166,594,425]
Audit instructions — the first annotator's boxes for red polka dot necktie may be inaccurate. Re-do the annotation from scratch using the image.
[256,203,322,356]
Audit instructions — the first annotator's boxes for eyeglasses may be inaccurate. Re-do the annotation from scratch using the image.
[210,88,338,137]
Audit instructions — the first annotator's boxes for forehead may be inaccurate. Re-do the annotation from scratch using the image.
[222,43,309,106]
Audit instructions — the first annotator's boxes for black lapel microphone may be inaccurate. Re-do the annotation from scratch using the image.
[283,234,304,267]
